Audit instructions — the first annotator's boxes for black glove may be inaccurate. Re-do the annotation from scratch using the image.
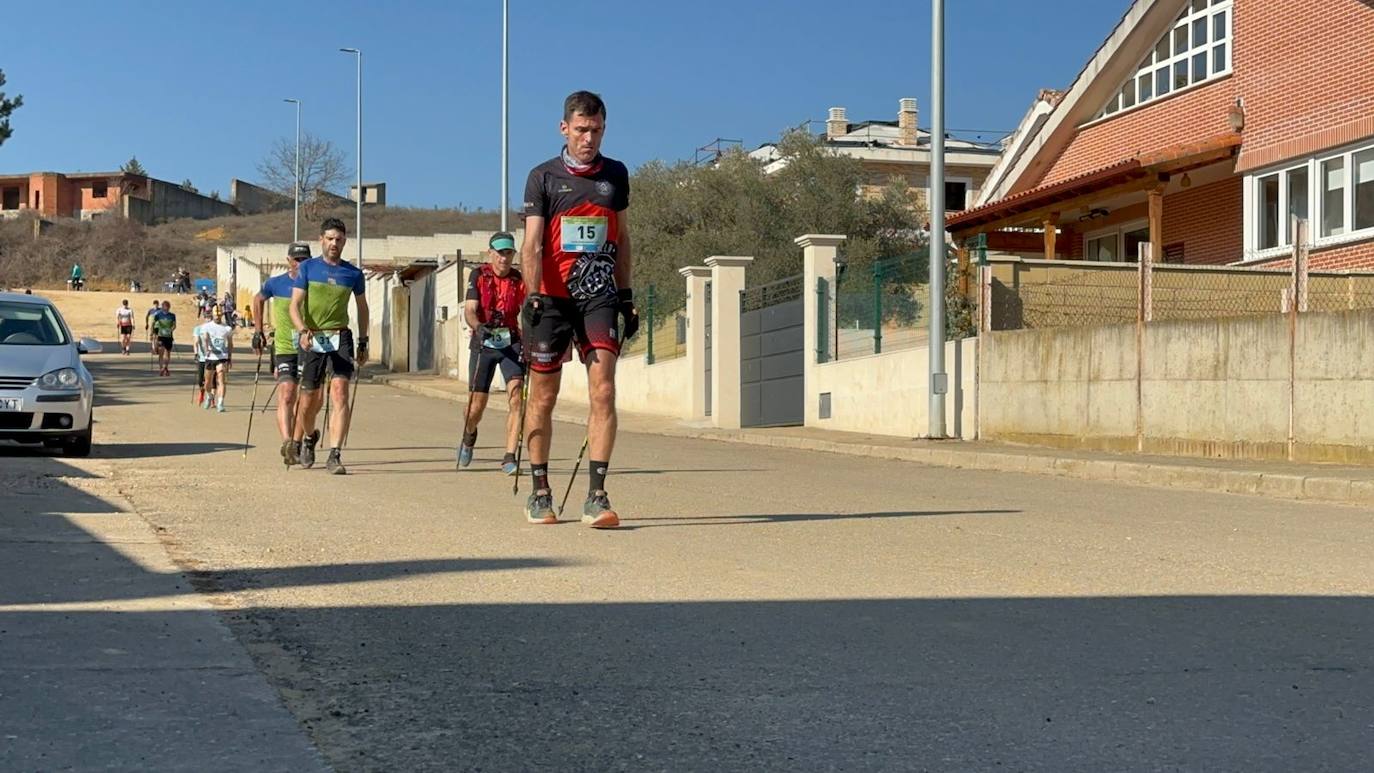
[357,336,370,361]
[522,294,548,328]
[617,288,640,341]
[251,331,266,352]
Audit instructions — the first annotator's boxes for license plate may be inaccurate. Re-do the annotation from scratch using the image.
[0,397,21,412]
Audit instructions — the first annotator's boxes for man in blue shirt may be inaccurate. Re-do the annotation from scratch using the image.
[150,301,177,377]
[254,242,311,464]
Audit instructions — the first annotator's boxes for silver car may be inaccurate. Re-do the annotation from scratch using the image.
[0,292,101,456]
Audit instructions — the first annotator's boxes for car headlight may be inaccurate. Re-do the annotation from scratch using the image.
[39,367,81,390]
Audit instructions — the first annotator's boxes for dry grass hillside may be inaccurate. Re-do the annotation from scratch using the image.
[0,205,503,292]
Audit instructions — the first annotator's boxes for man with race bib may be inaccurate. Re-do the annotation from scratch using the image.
[200,307,235,412]
[458,231,526,474]
[254,242,311,464]
[289,218,370,475]
[518,90,638,528]
[150,300,177,377]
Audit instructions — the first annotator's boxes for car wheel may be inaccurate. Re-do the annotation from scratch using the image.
[63,415,94,458]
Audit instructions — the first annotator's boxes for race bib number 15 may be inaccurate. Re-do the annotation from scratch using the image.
[560,216,608,253]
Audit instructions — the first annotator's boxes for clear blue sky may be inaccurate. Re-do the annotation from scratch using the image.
[0,0,1125,210]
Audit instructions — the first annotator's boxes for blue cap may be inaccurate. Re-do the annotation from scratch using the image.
[489,232,517,252]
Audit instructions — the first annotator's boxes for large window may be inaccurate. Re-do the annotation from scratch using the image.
[1085,221,1150,262]
[1096,0,1232,120]
[1246,139,1374,258]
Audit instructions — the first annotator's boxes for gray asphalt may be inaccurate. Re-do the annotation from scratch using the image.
[5,346,1373,772]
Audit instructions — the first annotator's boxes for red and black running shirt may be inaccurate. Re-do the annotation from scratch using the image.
[522,153,630,299]
[465,265,526,332]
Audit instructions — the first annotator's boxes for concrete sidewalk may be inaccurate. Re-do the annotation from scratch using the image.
[0,453,328,773]
[373,371,1374,508]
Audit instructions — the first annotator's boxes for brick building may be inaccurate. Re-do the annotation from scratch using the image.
[948,0,1374,269]
[0,170,237,224]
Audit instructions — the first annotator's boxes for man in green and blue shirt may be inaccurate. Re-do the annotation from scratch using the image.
[254,242,311,464]
[150,301,177,377]
[289,217,370,474]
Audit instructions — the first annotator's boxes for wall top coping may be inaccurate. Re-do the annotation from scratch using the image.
[678,265,712,278]
[794,234,848,248]
[705,255,755,268]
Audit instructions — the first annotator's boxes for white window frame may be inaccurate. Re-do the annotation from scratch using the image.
[943,176,973,212]
[1084,218,1149,262]
[1243,137,1374,262]
[1091,0,1233,124]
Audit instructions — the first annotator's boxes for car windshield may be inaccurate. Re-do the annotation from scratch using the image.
[0,301,70,346]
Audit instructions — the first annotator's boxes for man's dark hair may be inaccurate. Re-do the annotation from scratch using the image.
[320,217,347,235]
[563,91,606,121]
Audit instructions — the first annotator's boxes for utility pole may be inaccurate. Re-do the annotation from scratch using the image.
[928,0,948,438]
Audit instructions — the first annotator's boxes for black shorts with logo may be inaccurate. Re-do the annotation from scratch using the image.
[157,336,174,353]
[299,329,355,390]
[469,344,524,393]
[526,294,620,374]
[273,353,300,384]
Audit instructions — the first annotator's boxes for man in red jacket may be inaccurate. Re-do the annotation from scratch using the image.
[459,231,527,475]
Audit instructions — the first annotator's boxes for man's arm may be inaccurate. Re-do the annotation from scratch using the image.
[614,210,633,292]
[520,216,545,295]
[354,293,370,366]
[464,299,482,330]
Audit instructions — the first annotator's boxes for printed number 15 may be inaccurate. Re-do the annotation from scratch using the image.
[577,225,598,241]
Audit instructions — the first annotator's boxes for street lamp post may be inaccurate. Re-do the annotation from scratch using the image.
[928,0,948,439]
[340,48,362,265]
[283,98,301,242]
[501,0,509,232]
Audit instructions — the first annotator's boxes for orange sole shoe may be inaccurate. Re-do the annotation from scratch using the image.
[582,511,620,529]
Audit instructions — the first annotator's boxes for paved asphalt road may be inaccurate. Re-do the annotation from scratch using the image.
[5,347,1373,772]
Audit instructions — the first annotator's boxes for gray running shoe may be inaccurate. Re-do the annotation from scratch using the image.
[281,439,299,466]
[326,448,346,475]
[524,490,557,524]
[300,430,320,469]
[581,491,620,529]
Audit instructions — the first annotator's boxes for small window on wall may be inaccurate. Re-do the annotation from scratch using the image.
[944,181,968,212]
[1094,0,1232,120]
[92,181,108,199]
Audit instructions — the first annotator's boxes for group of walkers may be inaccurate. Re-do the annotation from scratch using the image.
[123,90,636,527]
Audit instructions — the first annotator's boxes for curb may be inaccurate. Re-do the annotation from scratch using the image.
[370,374,1374,509]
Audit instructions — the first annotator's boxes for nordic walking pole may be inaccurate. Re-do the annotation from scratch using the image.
[340,357,362,450]
[260,382,279,414]
[557,436,589,518]
[511,353,531,496]
[241,347,266,458]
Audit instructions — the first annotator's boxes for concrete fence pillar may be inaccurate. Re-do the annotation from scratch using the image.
[796,234,846,426]
[705,255,753,429]
[679,265,712,420]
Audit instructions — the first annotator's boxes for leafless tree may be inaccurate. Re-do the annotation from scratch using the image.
[257,132,351,209]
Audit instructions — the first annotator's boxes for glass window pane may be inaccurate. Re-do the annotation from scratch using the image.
[1120,82,1136,109]
[1193,0,1208,12]
[1322,158,1347,237]
[1355,149,1374,231]
[1156,36,1171,63]
[1193,52,1208,82]
[1259,175,1280,250]
[1213,10,1227,42]
[1139,73,1153,102]
[1193,17,1208,46]
[1174,59,1189,89]
[1288,167,1309,241]
[1140,54,1153,70]
[1173,25,1189,55]
[1157,66,1172,96]
[1105,97,1119,115]
[1213,43,1227,72]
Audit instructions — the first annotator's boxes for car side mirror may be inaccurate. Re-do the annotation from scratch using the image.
[77,338,103,355]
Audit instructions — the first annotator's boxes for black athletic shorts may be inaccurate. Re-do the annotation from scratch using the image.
[119,325,134,335]
[526,294,620,374]
[469,344,524,393]
[196,360,206,382]
[300,329,355,390]
[273,353,300,384]
[157,336,174,353]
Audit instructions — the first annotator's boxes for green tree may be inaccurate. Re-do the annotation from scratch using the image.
[0,69,23,147]
[121,156,148,176]
[180,179,198,193]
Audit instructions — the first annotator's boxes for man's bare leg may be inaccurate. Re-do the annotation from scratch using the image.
[581,349,620,528]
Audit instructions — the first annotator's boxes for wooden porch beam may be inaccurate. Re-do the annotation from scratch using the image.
[1043,213,1058,260]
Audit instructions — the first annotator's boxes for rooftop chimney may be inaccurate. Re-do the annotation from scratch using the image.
[826,107,848,141]
[898,98,919,146]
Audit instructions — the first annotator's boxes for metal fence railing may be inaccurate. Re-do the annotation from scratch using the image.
[831,254,931,360]
[984,220,1374,332]
[621,284,687,363]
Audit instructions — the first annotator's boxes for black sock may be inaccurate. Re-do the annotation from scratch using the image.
[588,460,609,494]
[532,463,549,492]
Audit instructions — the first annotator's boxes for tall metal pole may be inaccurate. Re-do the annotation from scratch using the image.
[284,98,301,243]
[501,0,510,232]
[340,48,362,265]
[928,0,948,438]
